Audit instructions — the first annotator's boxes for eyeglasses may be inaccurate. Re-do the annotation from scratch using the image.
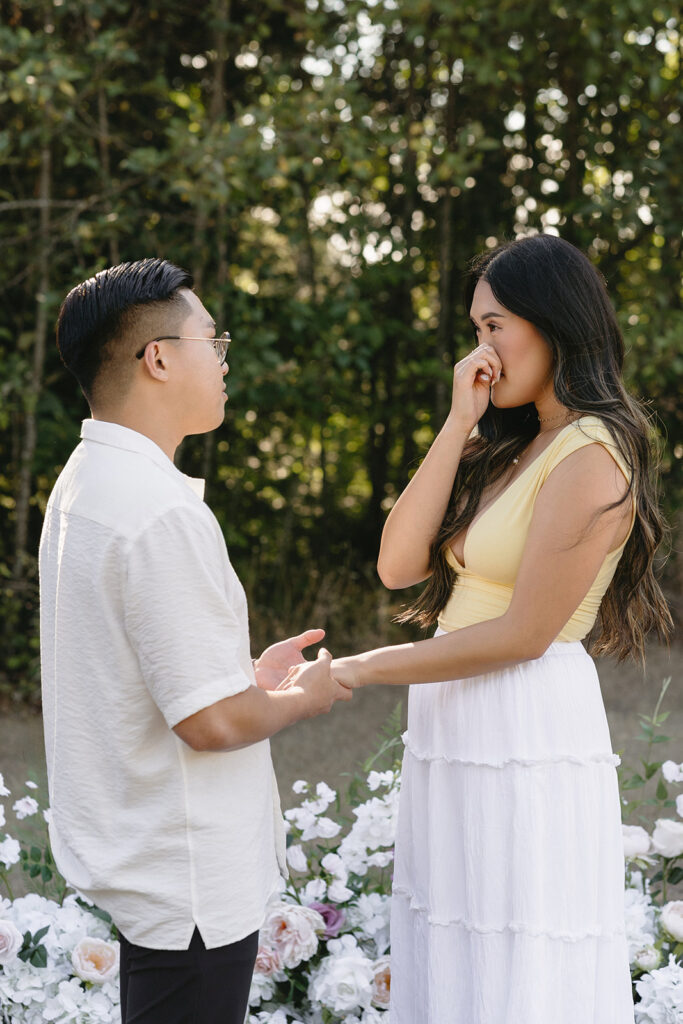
[135,332,231,366]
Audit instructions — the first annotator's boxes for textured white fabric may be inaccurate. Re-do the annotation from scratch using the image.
[39,419,286,949]
[391,638,635,1023]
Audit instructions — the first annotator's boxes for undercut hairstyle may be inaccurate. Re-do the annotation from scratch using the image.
[56,258,194,403]
[398,234,673,662]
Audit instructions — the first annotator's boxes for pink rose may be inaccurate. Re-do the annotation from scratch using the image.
[262,902,324,969]
[254,944,283,976]
[0,919,23,965]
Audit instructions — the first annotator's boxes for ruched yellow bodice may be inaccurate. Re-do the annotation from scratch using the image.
[437,416,635,642]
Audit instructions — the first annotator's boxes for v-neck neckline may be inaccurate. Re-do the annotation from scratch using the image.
[449,419,581,570]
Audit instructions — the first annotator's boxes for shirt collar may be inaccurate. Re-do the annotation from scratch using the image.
[80,419,206,500]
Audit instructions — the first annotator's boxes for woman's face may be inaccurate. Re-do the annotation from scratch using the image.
[470,278,554,409]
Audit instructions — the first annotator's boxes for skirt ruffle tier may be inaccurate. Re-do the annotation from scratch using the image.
[390,639,635,1024]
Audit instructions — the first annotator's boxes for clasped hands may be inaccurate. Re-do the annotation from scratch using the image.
[253,629,359,710]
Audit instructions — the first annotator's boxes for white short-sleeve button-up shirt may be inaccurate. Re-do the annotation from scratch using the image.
[39,419,287,949]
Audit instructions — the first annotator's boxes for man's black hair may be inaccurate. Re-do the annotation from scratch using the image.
[56,258,194,399]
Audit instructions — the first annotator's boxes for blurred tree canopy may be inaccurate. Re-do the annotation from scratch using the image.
[0,0,681,698]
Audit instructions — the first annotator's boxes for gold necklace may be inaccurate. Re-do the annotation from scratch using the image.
[512,411,573,464]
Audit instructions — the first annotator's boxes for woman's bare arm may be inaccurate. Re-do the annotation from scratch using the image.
[377,344,501,589]
[336,443,632,686]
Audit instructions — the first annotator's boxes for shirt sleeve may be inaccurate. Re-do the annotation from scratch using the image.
[123,504,253,728]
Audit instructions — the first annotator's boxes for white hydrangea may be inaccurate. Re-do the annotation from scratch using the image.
[286,844,308,873]
[300,878,327,904]
[0,835,21,869]
[248,969,277,1007]
[301,782,337,816]
[366,771,396,792]
[635,955,683,1023]
[662,761,683,784]
[338,788,399,876]
[347,894,391,955]
[12,797,39,820]
[624,886,657,964]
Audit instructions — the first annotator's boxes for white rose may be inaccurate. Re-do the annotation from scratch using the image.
[71,937,120,984]
[286,844,308,872]
[292,780,309,794]
[262,902,323,969]
[660,901,683,942]
[0,918,23,965]
[0,835,21,869]
[662,761,683,784]
[651,819,683,859]
[309,936,375,1014]
[634,945,662,972]
[623,825,652,860]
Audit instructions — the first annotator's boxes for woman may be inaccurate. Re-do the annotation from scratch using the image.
[328,236,672,1023]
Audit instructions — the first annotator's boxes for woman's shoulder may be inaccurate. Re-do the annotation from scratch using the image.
[544,414,630,482]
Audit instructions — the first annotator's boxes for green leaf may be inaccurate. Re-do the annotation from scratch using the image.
[32,925,50,943]
[656,778,669,800]
[41,865,52,882]
[30,846,42,862]
[30,945,48,968]
[29,863,41,878]
[668,867,683,885]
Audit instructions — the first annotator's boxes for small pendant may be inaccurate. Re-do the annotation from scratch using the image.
[513,456,519,465]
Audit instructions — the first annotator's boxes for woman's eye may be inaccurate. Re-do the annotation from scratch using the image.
[488,323,500,332]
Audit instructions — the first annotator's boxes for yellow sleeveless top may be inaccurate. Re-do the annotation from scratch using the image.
[438,416,636,643]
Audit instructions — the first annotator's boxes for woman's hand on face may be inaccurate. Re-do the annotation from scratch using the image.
[448,344,502,434]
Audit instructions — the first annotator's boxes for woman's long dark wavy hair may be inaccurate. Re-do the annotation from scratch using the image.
[398,235,672,662]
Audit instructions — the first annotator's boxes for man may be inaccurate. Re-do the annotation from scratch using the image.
[39,258,351,1024]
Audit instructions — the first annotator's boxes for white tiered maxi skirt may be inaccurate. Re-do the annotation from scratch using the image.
[390,638,635,1024]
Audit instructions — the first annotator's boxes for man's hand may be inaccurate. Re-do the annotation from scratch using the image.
[254,628,326,690]
[276,648,353,716]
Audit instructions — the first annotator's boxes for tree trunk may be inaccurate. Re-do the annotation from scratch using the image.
[13,144,51,580]
[97,85,120,266]
[434,63,457,425]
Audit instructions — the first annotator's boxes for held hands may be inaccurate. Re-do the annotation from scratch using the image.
[254,629,326,690]
[449,343,502,435]
[276,648,353,716]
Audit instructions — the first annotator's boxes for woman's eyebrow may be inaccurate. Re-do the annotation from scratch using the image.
[470,311,507,324]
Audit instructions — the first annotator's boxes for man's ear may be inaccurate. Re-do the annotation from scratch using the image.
[141,341,170,382]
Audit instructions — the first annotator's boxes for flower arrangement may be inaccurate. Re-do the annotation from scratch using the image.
[1,685,682,1023]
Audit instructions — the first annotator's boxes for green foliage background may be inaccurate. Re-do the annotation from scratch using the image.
[0,0,681,700]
